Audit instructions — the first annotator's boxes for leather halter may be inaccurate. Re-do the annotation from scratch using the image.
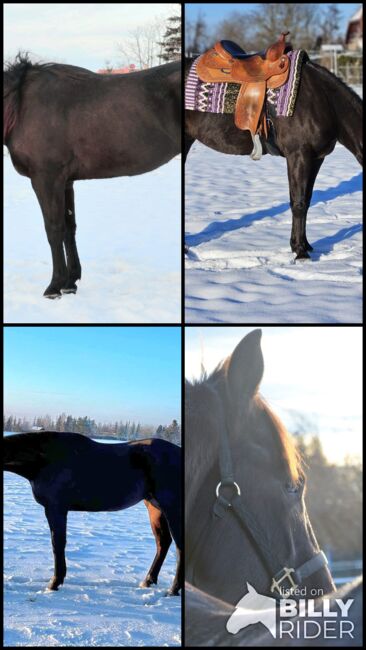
[212,420,328,598]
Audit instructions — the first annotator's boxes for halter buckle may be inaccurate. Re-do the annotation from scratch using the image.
[270,566,297,596]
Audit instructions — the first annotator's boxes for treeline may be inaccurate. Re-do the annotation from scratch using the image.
[186,4,343,54]
[296,434,362,560]
[3,414,181,444]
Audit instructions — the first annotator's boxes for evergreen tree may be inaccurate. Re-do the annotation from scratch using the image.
[65,415,74,432]
[158,15,181,62]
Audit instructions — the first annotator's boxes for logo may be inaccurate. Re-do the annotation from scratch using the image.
[227,583,355,640]
[227,583,277,637]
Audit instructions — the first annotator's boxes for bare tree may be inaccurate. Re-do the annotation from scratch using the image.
[185,13,210,54]
[319,3,342,44]
[103,59,114,73]
[117,18,165,69]
[211,12,251,47]
[213,3,321,52]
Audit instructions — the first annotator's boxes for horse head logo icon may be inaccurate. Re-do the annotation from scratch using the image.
[226,583,277,637]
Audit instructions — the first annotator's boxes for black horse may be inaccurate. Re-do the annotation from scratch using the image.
[185,329,335,644]
[185,56,362,259]
[4,431,182,595]
[4,54,181,298]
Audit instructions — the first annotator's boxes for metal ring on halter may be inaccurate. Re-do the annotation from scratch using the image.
[215,481,241,498]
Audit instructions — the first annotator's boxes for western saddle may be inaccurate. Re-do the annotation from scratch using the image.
[196,32,291,159]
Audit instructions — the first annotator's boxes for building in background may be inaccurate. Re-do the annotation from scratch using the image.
[345,5,363,51]
[97,63,139,74]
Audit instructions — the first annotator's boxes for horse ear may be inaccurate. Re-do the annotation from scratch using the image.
[226,329,264,402]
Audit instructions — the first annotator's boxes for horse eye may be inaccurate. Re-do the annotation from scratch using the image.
[286,480,299,493]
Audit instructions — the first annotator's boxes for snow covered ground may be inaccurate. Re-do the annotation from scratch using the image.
[4,438,181,647]
[4,155,181,324]
[185,104,362,324]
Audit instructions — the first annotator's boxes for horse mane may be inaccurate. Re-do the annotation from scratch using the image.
[187,365,304,486]
[3,52,93,142]
[307,60,362,108]
[4,51,35,86]
[4,51,96,81]
[3,52,33,141]
[254,395,304,484]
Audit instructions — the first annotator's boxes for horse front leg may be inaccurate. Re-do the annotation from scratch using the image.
[286,154,324,259]
[45,506,68,590]
[31,172,68,298]
[141,501,172,588]
[62,182,82,294]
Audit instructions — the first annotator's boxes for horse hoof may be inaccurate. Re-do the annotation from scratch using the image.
[44,292,62,299]
[61,286,77,294]
[166,589,180,597]
[139,579,156,588]
[295,251,311,261]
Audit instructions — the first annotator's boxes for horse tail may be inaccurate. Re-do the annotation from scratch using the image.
[3,52,33,143]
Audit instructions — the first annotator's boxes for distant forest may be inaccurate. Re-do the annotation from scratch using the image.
[3,413,181,444]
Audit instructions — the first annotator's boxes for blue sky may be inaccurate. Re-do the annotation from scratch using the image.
[4,3,180,70]
[4,327,181,426]
[185,3,361,33]
[185,326,362,465]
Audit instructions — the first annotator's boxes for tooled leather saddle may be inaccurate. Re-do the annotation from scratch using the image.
[196,32,291,158]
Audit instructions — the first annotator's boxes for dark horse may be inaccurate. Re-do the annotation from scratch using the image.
[185,54,362,259]
[4,431,182,595]
[185,329,335,644]
[4,54,181,297]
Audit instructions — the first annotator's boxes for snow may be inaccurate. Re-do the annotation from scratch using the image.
[185,110,362,323]
[4,155,181,324]
[4,438,181,647]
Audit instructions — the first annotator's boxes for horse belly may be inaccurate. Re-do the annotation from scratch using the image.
[69,470,146,512]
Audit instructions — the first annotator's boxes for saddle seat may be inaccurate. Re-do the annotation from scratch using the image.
[219,35,289,63]
[195,32,291,156]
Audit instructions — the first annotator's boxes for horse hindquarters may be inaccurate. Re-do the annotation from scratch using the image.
[151,443,182,595]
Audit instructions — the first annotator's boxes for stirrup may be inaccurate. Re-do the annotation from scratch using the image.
[250,133,262,160]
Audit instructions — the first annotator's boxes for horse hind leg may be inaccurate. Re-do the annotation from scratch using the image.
[166,545,182,596]
[152,492,182,596]
[140,500,172,588]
